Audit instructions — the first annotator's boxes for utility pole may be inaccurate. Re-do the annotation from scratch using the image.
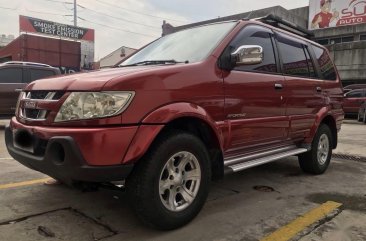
[73,0,77,26]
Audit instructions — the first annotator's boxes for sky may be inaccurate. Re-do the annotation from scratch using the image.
[0,0,309,60]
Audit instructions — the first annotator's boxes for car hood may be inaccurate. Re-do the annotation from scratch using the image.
[25,67,155,91]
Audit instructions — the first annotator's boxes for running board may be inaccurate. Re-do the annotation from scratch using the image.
[224,148,308,174]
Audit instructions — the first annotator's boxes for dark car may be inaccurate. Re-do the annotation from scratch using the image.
[5,17,344,230]
[0,61,60,119]
[358,101,366,124]
[343,89,366,115]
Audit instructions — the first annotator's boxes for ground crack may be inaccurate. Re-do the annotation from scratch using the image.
[293,207,343,241]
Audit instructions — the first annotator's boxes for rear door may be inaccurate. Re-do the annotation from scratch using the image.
[223,25,287,155]
[26,68,57,83]
[0,67,26,117]
[275,32,325,141]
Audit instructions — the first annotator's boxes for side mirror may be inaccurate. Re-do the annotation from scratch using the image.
[231,45,263,66]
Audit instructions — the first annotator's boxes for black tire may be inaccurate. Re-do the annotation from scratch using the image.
[298,124,333,175]
[363,112,366,124]
[126,130,211,230]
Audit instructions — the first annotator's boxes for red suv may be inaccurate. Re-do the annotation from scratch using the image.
[5,18,344,230]
[343,89,366,115]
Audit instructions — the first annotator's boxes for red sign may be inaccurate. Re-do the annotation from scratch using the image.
[19,15,94,42]
[309,0,366,29]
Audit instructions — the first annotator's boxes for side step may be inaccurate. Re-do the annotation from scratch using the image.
[224,147,308,174]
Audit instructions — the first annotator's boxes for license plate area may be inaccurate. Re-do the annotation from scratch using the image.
[13,129,34,154]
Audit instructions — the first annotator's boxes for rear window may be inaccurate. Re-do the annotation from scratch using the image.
[277,34,313,78]
[312,45,337,81]
[29,69,55,82]
[0,68,23,83]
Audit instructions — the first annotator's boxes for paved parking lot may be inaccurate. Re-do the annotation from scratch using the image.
[0,120,365,241]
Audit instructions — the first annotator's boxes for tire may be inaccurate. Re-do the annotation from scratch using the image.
[298,124,333,175]
[126,130,211,230]
[363,112,366,124]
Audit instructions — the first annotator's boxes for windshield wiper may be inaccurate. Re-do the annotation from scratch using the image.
[119,59,189,67]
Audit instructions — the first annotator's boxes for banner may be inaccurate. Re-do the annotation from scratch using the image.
[309,0,366,30]
[19,15,94,42]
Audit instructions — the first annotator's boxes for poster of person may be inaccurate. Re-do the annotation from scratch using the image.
[309,0,366,30]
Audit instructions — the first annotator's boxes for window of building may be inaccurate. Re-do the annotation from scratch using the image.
[277,33,312,78]
[360,35,366,41]
[317,39,329,45]
[230,25,278,73]
[0,68,23,83]
[29,69,55,82]
[312,45,337,81]
[341,36,354,43]
[329,38,341,44]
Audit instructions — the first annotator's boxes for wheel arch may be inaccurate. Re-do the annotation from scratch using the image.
[308,111,338,149]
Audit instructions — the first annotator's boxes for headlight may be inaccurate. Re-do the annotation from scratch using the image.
[54,91,134,122]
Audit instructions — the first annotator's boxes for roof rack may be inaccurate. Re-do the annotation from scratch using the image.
[2,61,52,68]
[249,14,314,39]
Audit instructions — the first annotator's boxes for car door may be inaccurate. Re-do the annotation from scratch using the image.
[27,68,57,83]
[344,89,366,114]
[0,67,26,117]
[223,25,287,155]
[275,32,325,141]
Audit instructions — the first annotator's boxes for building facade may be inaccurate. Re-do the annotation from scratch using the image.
[162,5,366,86]
[99,46,137,68]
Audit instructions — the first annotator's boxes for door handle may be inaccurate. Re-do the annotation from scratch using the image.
[316,87,322,92]
[274,83,283,90]
[14,89,23,92]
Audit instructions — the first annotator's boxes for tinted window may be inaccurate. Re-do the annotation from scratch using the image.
[312,45,337,81]
[230,25,277,73]
[277,34,311,78]
[0,68,23,83]
[346,90,363,98]
[304,47,316,78]
[29,69,55,82]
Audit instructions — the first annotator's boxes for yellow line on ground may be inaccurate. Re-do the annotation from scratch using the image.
[0,178,52,190]
[260,201,342,241]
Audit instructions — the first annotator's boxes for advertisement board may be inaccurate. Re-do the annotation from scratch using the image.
[19,15,94,42]
[309,0,366,30]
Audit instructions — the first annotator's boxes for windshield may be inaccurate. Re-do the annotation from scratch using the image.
[120,22,237,66]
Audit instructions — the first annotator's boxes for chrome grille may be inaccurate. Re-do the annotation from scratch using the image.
[19,91,64,121]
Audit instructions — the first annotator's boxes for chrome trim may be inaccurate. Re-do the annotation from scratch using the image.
[226,148,308,173]
[224,145,297,166]
[19,91,58,121]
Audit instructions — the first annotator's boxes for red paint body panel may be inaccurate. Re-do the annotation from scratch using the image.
[10,117,138,166]
[343,97,366,114]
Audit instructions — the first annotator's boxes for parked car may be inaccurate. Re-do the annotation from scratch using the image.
[343,84,366,93]
[0,62,60,118]
[343,89,366,115]
[5,17,344,230]
[358,101,366,124]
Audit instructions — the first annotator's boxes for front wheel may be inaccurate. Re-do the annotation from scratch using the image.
[126,130,211,230]
[357,112,363,122]
[298,124,333,175]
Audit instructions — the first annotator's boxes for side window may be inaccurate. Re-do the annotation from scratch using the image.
[304,47,316,78]
[230,25,277,73]
[276,34,311,78]
[312,45,337,81]
[346,90,363,98]
[29,69,55,82]
[0,68,23,83]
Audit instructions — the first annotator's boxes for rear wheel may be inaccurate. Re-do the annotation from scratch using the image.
[298,124,333,175]
[126,130,211,230]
